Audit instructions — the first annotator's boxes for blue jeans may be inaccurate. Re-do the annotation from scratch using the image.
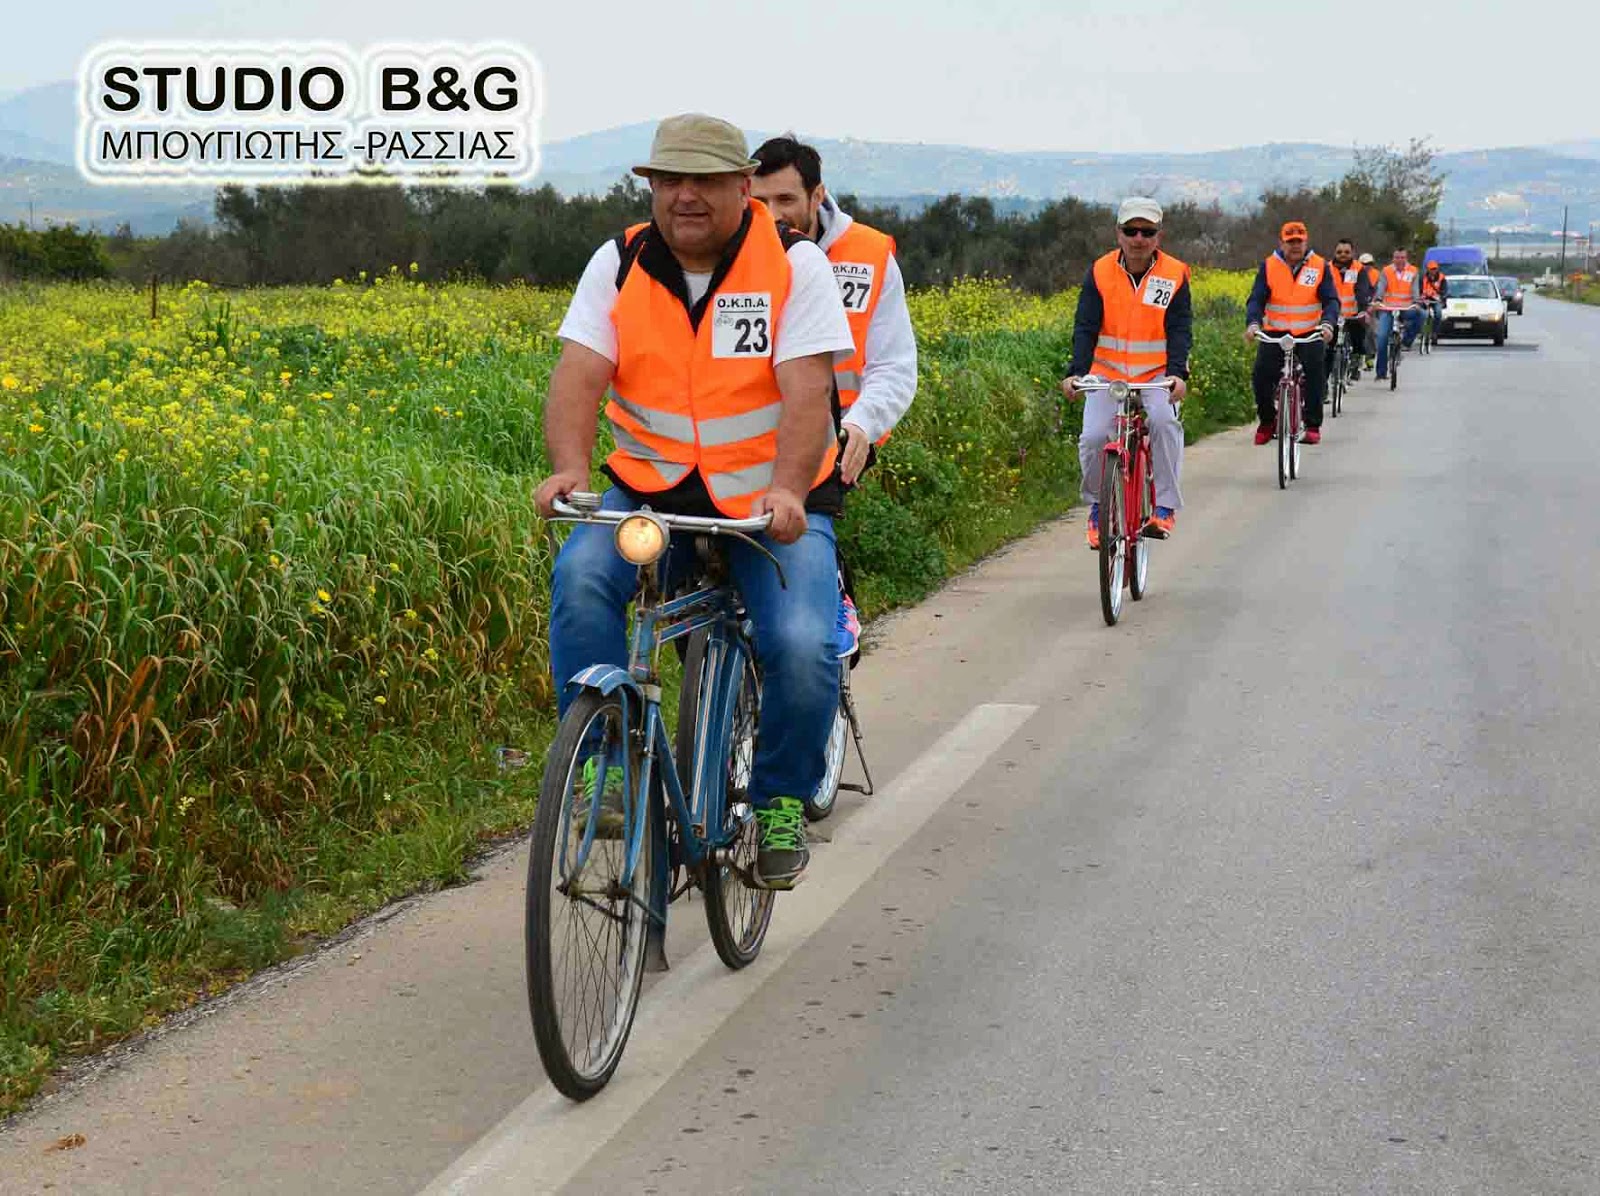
[550,487,840,808]
[1374,308,1422,377]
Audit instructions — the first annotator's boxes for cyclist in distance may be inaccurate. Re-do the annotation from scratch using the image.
[1061,196,1192,548]
[1421,259,1449,338]
[1373,247,1422,381]
[533,114,855,890]
[1244,221,1339,445]
[751,134,918,659]
[1329,238,1374,381]
[1359,253,1381,369]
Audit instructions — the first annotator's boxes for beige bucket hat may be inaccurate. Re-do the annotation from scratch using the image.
[632,113,758,177]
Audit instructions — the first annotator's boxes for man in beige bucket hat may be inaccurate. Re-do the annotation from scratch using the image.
[536,113,854,890]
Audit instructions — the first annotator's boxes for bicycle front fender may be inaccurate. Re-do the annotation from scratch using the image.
[565,664,643,705]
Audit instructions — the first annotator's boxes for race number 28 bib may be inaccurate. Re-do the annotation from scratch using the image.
[833,261,876,313]
[1142,275,1176,308]
[712,293,773,358]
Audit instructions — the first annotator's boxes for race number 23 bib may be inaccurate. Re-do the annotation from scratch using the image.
[1142,275,1176,308]
[833,262,876,313]
[712,293,773,358]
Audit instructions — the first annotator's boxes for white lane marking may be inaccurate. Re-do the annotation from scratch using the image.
[420,701,1038,1196]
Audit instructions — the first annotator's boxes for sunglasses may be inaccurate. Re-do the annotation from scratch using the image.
[1119,225,1159,238]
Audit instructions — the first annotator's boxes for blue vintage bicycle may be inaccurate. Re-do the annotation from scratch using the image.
[527,492,778,1100]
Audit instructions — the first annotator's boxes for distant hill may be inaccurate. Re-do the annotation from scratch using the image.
[0,79,1596,234]
[539,123,1600,233]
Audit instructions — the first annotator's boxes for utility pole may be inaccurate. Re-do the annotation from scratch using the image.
[1558,205,1569,290]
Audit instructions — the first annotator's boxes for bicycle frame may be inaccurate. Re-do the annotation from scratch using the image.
[550,495,774,968]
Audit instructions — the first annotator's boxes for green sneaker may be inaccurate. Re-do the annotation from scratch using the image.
[751,797,809,890]
[573,757,626,840]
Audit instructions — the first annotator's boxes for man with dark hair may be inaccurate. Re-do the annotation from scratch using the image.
[751,134,917,657]
[1328,238,1373,382]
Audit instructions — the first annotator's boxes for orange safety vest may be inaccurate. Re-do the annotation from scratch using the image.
[1421,270,1444,299]
[1263,252,1328,334]
[1382,264,1418,306]
[1089,249,1190,382]
[1364,265,1380,290]
[825,220,896,431]
[1330,263,1362,318]
[605,201,838,518]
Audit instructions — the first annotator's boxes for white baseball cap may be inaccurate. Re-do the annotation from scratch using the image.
[1359,252,1375,264]
[1116,196,1163,226]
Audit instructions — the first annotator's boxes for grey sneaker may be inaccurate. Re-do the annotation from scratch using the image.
[751,797,810,890]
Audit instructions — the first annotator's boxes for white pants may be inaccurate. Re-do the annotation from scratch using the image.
[1078,389,1184,510]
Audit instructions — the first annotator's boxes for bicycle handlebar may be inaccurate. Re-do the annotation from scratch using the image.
[551,493,773,534]
[1252,330,1326,346]
[1072,376,1176,392]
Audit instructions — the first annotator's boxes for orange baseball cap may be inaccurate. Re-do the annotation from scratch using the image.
[1280,221,1308,240]
[1426,259,1439,268]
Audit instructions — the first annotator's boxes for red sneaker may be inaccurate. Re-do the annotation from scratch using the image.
[1254,421,1276,446]
[1301,427,1322,445]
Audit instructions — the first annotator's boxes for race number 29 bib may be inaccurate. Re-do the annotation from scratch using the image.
[712,293,773,358]
[833,261,876,313]
[1142,275,1176,308]
[1298,267,1321,288]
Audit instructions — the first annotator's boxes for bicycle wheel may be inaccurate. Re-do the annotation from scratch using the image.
[1331,349,1345,417]
[677,631,775,969]
[527,689,652,1100]
[1098,452,1125,625]
[805,673,849,822]
[1389,334,1400,391]
[1276,385,1289,490]
[1289,382,1301,480]
[1129,453,1152,602]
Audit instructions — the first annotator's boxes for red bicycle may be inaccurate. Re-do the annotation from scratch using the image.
[1076,376,1177,626]
[1253,330,1324,490]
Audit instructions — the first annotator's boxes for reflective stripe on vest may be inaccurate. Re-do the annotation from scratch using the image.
[826,220,895,423]
[1263,252,1327,333]
[1088,248,1189,382]
[1331,265,1360,318]
[604,200,838,518]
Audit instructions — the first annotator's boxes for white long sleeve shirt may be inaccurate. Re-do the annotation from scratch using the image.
[814,195,918,443]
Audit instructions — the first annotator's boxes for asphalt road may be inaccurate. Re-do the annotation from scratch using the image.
[6,295,1599,1195]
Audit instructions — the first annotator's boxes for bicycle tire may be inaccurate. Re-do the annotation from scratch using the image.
[1098,452,1125,625]
[1289,380,1301,481]
[805,672,849,822]
[1276,383,1289,490]
[1129,452,1151,602]
[527,689,652,1101]
[677,631,775,969]
[1389,333,1400,391]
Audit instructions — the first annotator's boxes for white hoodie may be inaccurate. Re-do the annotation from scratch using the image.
[814,195,918,444]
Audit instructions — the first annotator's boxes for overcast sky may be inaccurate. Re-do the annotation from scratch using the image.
[6,0,1596,152]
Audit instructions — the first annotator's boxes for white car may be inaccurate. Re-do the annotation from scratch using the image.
[1437,275,1507,345]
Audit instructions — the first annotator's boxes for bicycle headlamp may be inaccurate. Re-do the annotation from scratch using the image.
[615,511,669,566]
[1109,381,1130,403]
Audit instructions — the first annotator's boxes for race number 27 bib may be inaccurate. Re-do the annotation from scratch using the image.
[712,293,773,358]
[833,261,876,313]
